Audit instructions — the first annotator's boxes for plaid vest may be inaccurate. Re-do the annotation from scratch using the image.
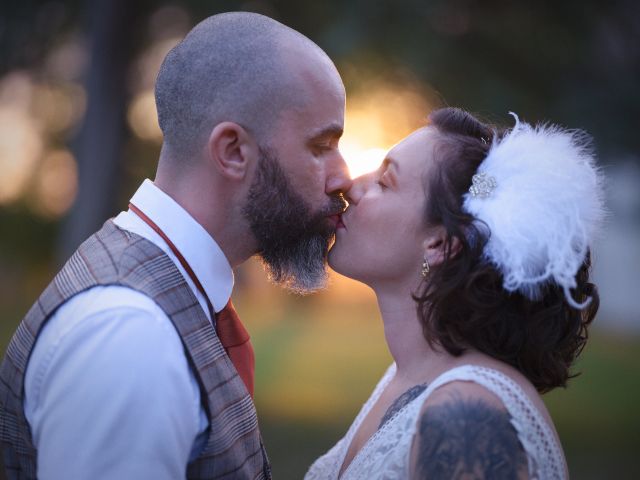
[0,220,271,480]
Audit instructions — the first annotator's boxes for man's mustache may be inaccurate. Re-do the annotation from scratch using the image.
[323,193,348,216]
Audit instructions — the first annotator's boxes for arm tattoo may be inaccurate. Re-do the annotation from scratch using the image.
[379,383,428,429]
[415,398,528,479]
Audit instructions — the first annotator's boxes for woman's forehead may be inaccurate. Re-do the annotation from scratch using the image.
[387,127,436,170]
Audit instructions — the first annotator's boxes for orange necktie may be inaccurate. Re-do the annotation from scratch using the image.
[215,300,255,397]
[129,203,255,396]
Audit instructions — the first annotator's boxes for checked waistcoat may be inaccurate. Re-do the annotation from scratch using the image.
[0,220,271,480]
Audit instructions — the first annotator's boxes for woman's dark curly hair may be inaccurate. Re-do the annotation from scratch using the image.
[414,107,599,393]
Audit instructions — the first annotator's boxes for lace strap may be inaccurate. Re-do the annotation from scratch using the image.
[328,363,397,479]
[346,363,396,439]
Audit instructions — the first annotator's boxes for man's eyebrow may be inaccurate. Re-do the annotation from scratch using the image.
[307,124,344,142]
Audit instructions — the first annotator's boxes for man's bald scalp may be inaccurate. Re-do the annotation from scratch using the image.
[155,12,326,158]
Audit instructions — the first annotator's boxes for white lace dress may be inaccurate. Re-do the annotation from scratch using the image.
[305,364,567,480]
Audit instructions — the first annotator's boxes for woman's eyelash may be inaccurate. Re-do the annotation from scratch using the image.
[376,169,391,189]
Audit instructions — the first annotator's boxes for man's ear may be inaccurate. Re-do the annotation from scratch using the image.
[422,227,462,267]
[206,122,257,180]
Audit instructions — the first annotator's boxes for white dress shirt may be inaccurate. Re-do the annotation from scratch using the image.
[24,179,234,480]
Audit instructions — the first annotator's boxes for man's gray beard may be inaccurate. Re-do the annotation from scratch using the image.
[242,147,346,294]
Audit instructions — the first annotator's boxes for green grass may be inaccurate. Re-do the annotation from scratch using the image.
[2,262,639,479]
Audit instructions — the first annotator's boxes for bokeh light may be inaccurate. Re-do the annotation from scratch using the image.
[128,90,162,142]
[32,82,86,136]
[31,149,78,218]
[341,74,434,178]
[0,73,43,204]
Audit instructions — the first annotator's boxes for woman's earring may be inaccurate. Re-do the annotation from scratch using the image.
[421,257,430,277]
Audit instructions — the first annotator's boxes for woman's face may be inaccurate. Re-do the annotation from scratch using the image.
[329,127,437,287]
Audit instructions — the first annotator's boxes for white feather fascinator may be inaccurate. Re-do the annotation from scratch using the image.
[462,113,606,309]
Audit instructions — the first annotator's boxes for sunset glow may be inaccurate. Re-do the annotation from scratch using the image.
[340,141,387,178]
[340,76,433,179]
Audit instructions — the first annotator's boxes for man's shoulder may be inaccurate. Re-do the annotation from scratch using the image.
[80,218,169,273]
[36,285,174,350]
[410,380,529,479]
[23,286,204,470]
[25,285,193,403]
[61,284,167,321]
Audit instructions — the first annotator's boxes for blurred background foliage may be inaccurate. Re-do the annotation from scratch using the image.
[1,0,639,478]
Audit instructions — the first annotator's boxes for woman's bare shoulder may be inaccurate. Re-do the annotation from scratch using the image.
[410,379,530,479]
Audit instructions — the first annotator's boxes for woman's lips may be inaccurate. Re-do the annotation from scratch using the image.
[328,214,346,229]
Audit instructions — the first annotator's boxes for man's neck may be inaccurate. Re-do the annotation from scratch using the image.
[153,170,257,268]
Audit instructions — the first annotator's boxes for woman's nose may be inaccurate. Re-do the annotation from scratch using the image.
[344,173,371,205]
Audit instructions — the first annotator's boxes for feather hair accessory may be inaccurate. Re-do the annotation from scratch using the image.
[462,113,606,309]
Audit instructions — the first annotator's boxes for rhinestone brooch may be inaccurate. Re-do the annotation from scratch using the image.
[469,172,497,198]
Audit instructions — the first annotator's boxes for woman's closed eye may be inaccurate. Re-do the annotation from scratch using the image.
[377,171,390,189]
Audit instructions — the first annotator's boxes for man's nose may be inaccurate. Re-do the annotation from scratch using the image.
[325,151,353,195]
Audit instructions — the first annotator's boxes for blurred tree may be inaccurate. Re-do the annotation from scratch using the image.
[1,0,638,262]
[59,0,149,257]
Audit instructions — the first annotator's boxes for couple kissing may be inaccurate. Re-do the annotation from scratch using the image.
[1,12,604,480]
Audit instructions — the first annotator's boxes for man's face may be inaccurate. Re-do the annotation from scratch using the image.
[242,147,347,293]
[242,67,352,293]
[268,66,351,218]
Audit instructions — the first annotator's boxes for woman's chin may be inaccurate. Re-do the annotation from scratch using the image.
[327,245,352,278]
[327,247,340,271]
[328,249,370,286]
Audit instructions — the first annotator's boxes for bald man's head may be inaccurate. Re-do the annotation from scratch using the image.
[155,12,341,158]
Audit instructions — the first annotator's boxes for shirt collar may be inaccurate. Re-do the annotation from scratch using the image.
[127,179,234,312]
